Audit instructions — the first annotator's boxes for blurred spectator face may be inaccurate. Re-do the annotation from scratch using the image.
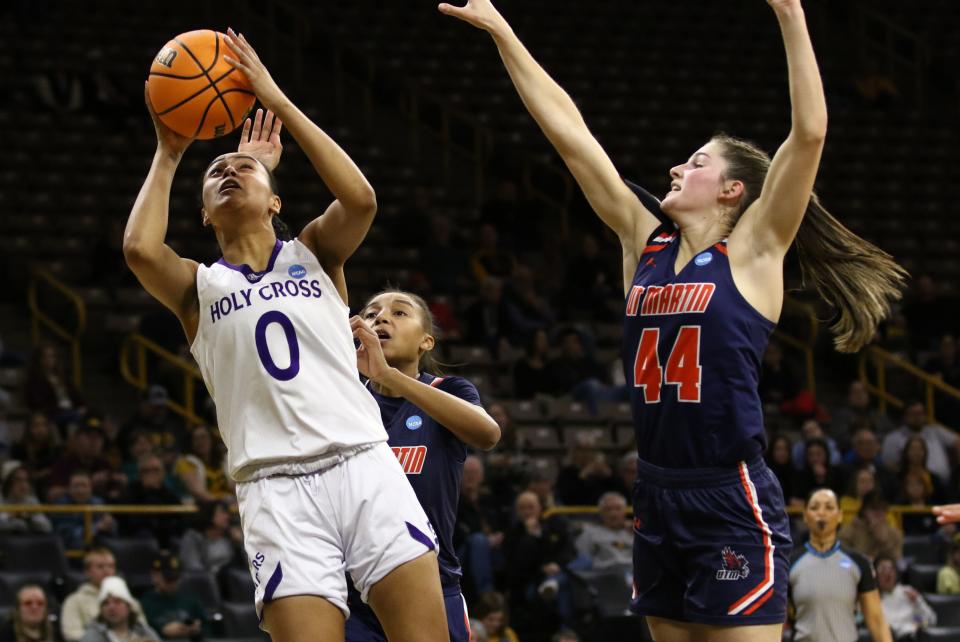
[803,489,841,538]
[212,503,230,530]
[481,609,505,637]
[940,334,956,364]
[5,468,32,502]
[847,381,870,410]
[515,491,542,523]
[128,432,153,461]
[854,468,875,499]
[875,558,897,592]
[138,455,165,490]
[40,345,59,372]
[598,494,627,530]
[532,329,549,356]
[851,429,879,461]
[904,437,927,467]
[75,429,105,459]
[69,473,93,503]
[800,420,824,441]
[903,402,926,431]
[101,596,131,627]
[560,332,585,359]
[462,456,484,495]
[85,552,116,587]
[487,404,510,431]
[805,443,828,470]
[619,454,638,488]
[770,437,791,466]
[27,413,52,442]
[16,586,47,628]
[191,426,212,458]
[903,475,927,504]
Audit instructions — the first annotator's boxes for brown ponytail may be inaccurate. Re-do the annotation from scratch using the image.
[712,133,908,352]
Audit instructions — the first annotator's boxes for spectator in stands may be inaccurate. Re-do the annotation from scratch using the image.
[552,631,579,642]
[611,452,638,501]
[791,418,842,470]
[455,456,504,602]
[10,413,61,499]
[118,453,184,548]
[120,386,185,464]
[0,584,60,642]
[902,275,950,353]
[47,423,115,501]
[464,277,512,356]
[173,425,232,504]
[525,463,559,512]
[765,434,800,506]
[882,400,959,485]
[556,440,617,506]
[0,464,51,533]
[419,215,469,296]
[840,490,903,561]
[897,436,946,504]
[471,591,519,642]
[830,381,895,442]
[925,334,960,426]
[504,491,576,634]
[839,462,880,522]
[62,548,146,642]
[119,431,153,484]
[23,342,85,433]
[512,328,552,399]
[560,234,617,321]
[841,425,900,499]
[471,224,516,283]
[52,470,115,549]
[758,341,800,409]
[545,329,607,397]
[179,500,242,577]
[795,438,841,500]
[898,472,940,535]
[140,553,207,640]
[788,488,891,642]
[937,538,960,594]
[483,405,529,512]
[79,577,159,642]
[574,491,632,571]
[875,555,937,641]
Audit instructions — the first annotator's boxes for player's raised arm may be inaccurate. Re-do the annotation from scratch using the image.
[734,0,827,256]
[223,29,376,294]
[439,0,659,256]
[123,84,200,341]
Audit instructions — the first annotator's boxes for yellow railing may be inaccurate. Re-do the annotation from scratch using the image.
[546,504,934,532]
[27,269,87,388]
[773,297,820,395]
[120,333,204,424]
[859,345,960,427]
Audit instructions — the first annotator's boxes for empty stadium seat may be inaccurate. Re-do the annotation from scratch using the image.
[224,568,256,603]
[918,627,960,642]
[221,601,263,638]
[903,535,945,565]
[907,564,943,593]
[179,572,222,616]
[0,535,68,575]
[925,594,960,628]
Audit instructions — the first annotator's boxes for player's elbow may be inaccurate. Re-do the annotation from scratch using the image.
[346,185,377,219]
[122,239,150,267]
[477,421,502,451]
[793,116,827,145]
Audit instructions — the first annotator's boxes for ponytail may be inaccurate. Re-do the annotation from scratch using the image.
[271,215,292,241]
[712,133,908,352]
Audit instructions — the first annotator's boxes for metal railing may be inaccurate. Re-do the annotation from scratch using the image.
[27,269,87,388]
[119,333,204,425]
[859,345,960,427]
[773,297,820,394]
[856,5,928,109]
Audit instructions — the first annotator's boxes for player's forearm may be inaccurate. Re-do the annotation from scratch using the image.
[124,150,178,259]
[265,94,376,215]
[378,369,501,450]
[775,4,827,142]
[488,25,593,158]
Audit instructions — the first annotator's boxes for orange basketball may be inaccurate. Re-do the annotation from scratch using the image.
[147,30,255,140]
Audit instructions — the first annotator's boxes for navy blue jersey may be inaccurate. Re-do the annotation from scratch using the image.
[622,223,774,468]
[369,373,478,588]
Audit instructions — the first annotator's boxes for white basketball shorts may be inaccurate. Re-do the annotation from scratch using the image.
[236,442,438,620]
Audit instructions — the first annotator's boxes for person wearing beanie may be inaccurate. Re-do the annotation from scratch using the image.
[61,548,147,642]
[78,577,159,642]
[138,554,206,640]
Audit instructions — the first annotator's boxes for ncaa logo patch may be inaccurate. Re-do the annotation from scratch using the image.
[406,415,423,430]
[694,252,712,267]
[288,264,307,279]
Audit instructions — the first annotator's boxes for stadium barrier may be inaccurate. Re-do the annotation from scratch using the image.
[119,333,205,425]
[28,268,86,388]
[859,345,960,429]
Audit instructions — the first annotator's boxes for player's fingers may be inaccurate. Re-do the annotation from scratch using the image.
[252,108,264,140]
[270,118,283,142]
[239,117,252,144]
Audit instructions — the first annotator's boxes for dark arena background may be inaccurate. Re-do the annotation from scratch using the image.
[1,1,960,641]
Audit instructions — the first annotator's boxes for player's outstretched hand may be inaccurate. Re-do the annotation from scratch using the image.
[223,28,285,112]
[238,108,283,172]
[350,315,390,382]
[438,0,510,34]
[144,82,193,158]
[933,503,960,524]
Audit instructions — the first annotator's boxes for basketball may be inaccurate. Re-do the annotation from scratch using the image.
[147,30,255,140]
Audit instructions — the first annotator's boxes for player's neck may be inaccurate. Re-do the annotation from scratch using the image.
[676,217,725,257]
[217,226,277,272]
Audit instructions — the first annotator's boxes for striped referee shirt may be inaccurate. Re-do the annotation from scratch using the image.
[788,541,876,642]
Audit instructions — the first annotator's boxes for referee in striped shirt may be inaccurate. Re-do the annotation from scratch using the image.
[788,488,892,641]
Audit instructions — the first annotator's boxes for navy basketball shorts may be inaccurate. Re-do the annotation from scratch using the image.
[630,457,791,626]
[344,585,471,642]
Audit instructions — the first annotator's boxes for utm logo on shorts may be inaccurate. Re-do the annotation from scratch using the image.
[391,445,427,474]
[716,546,750,581]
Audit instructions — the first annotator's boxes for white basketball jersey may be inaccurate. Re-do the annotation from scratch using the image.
[190,239,386,481]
